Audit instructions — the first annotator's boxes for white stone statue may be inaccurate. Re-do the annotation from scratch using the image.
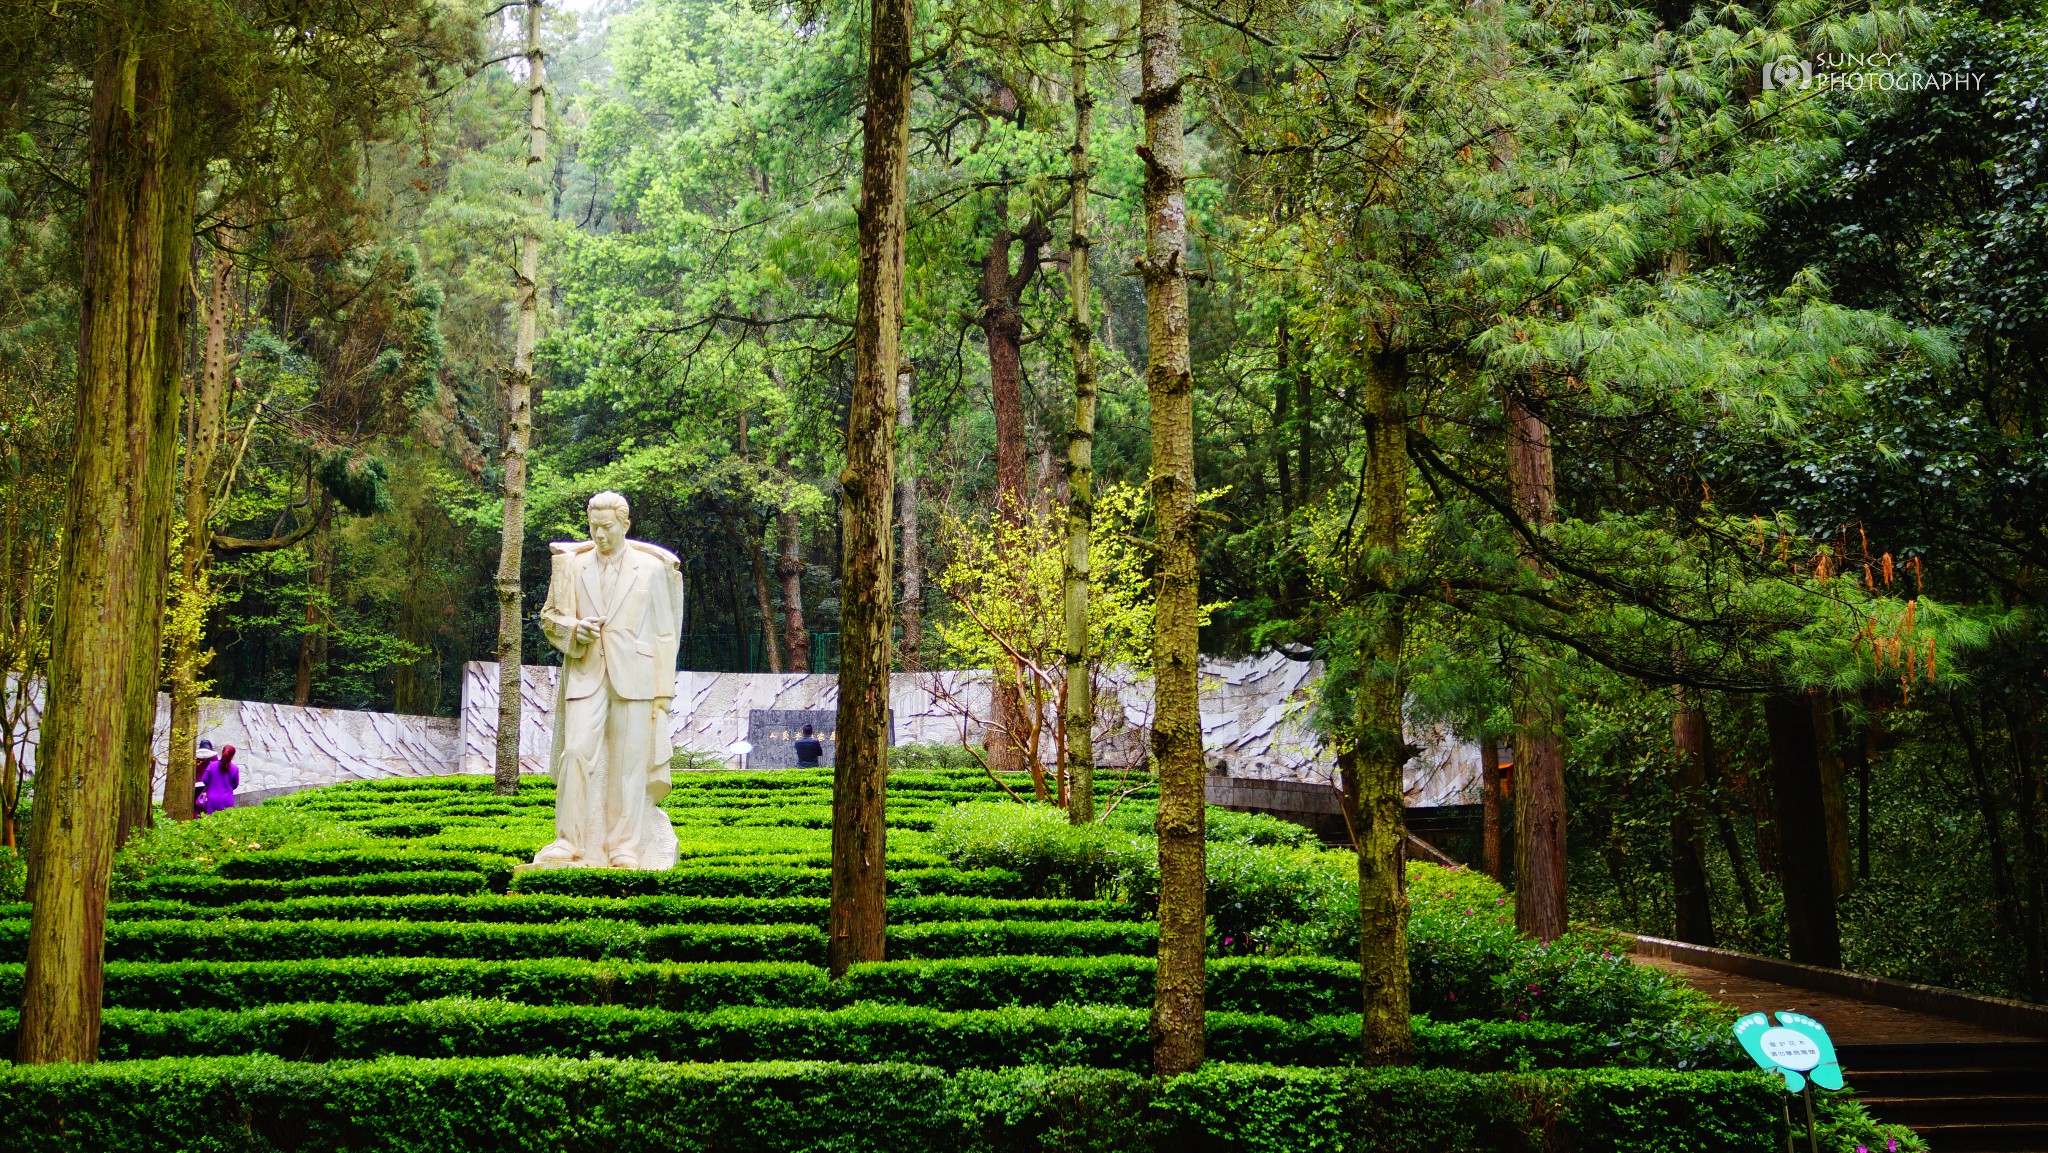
[531,491,683,870]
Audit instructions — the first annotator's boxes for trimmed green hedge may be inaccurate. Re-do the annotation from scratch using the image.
[17,1000,1604,1071]
[116,871,492,905]
[837,955,1358,1017]
[0,1056,1779,1153]
[509,866,1029,900]
[0,918,1152,966]
[218,850,518,887]
[0,956,1359,1016]
[99,894,1133,928]
[56,959,837,1013]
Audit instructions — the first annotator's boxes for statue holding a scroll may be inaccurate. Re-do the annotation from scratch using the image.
[532,491,683,870]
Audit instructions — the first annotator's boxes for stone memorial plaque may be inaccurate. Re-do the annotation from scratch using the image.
[746,709,891,768]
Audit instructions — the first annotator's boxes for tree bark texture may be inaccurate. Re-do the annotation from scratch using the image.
[779,450,810,674]
[21,35,183,1065]
[1810,694,1854,896]
[116,149,197,849]
[829,0,910,979]
[894,369,920,670]
[165,243,236,822]
[1505,392,1567,942]
[1670,686,1716,946]
[1764,692,1842,968]
[981,223,1049,779]
[1138,0,1204,1075]
[1480,737,1503,881]
[292,497,334,708]
[1061,10,1096,826]
[494,0,548,796]
[732,506,784,674]
[1347,349,1412,1064]
[983,224,1050,527]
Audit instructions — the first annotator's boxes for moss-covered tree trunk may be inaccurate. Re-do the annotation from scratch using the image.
[829,0,911,980]
[494,0,548,796]
[1343,348,1412,1064]
[20,34,183,1065]
[779,447,811,673]
[116,148,198,848]
[894,371,920,671]
[1506,392,1567,942]
[1061,2,1096,826]
[1138,0,1203,1075]
[165,243,237,822]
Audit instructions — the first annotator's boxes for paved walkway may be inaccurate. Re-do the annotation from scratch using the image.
[1633,955,2034,1046]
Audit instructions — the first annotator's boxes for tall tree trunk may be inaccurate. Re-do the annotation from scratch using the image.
[116,153,198,848]
[1481,737,1503,881]
[1670,685,1716,946]
[1811,694,1854,895]
[1505,392,1567,941]
[1295,337,1312,503]
[1062,11,1096,826]
[1274,316,1294,520]
[165,240,236,822]
[727,507,784,674]
[1138,0,1203,1075]
[1343,348,1412,1064]
[1764,692,1842,968]
[895,369,921,671]
[983,225,1050,525]
[292,496,334,707]
[21,35,183,1065]
[779,449,810,674]
[980,223,1049,779]
[829,0,910,979]
[733,411,784,674]
[494,0,548,796]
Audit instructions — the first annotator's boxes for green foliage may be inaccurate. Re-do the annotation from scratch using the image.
[9,1000,1672,1072]
[117,871,492,906]
[95,894,1134,929]
[509,866,1031,900]
[0,1056,1789,1153]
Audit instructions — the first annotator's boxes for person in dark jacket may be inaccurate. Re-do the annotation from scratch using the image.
[793,726,824,768]
[196,745,239,816]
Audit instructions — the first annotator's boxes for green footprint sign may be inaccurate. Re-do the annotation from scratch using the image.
[1734,1011,1844,1092]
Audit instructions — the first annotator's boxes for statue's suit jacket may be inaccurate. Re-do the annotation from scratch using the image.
[540,539,685,702]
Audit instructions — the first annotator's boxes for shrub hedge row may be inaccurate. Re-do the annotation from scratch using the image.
[0,918,1155,966]
[0,955,1359,1016]
[96,894,1135,928]
[509,865,1030,899]
[27,1000,1614,1071]
[218,850,518,887]
[115,871,493,905]
[0,1056,1779,1153]
[118,863,1020,905]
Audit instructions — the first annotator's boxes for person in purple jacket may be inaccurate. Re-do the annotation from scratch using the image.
[195,745,239,816]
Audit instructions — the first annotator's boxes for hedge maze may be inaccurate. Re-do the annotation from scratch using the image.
[0,766,1821,1151]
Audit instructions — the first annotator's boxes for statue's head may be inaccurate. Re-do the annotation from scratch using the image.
[587,491,630,554]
